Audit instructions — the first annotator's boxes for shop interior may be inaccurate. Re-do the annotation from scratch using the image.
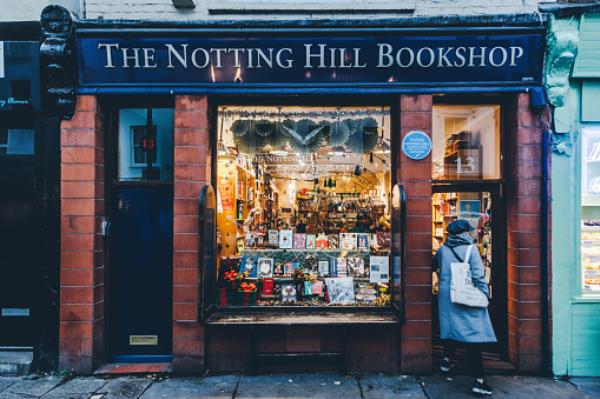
[216,106,391,307]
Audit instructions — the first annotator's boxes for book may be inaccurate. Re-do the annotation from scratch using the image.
[306,234,316,249]
[257,258,274,278]
[293,233,306,249]
[279,229,293,249]
[316,234,329,249]
[357,233,369,250]
[325,277,355,305]
[268,229,279,246]
[369,256,390,283]
[318,260,329,277]
[336,258,348,276]
[347,258,365,277]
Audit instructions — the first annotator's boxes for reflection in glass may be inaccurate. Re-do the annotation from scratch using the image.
[118,108,173,182]
[432,105,500,180]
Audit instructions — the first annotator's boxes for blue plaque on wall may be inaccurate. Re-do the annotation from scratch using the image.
[402,130,432,160]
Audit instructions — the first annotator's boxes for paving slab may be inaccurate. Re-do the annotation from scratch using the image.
[0,378,20,393]
[235,373,361,399]
[421,375,589,399]
[359,374,426,399]
[140,376,240,399]
[570,378,600,398]
[96,377,152,399]
[5,376,61,397]
[41,378,109,399]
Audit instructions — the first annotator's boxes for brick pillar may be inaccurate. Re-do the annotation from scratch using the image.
[59,96,105,373]
[398,95,433,373]
[172,95,210,372]
[506,93,547,372]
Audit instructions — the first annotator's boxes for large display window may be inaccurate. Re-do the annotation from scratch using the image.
[215,105,392,307]
[581,126,600,294]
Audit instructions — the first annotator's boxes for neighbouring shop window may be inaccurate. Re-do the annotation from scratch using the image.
[0,128,34,156]
[216,105,392,307]
[118,108,173,181]
[432,105,501,180]
[581,126,600,294]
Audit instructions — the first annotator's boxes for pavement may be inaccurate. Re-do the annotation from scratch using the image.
[0,373,597,399]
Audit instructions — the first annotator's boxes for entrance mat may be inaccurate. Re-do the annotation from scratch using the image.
[94,362,172,375]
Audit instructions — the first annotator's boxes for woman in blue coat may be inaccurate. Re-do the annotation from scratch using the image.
[433,219,496,396]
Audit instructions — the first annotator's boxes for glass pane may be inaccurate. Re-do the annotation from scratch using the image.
[118,108,173,182]
[0,129,34,156]
[216,105,392,307]
[432,105,500,180]
[432,191,493,296]
[580,126,600,294]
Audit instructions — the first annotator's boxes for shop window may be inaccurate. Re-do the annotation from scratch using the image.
[216,105,392,307]
[432,105,501,180]
[581,126,600,294]
[118,108,173,182]
[0,128,34,156]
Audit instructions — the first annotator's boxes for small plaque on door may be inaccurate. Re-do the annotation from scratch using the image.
[129,335,158,346]
[2,308,30,317]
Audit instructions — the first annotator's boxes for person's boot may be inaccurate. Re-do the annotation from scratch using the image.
[440,356,455,373]
[472,378,493,396]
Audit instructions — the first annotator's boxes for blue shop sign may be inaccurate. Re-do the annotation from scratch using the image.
[76,32,543,89]
[402,131,432,160]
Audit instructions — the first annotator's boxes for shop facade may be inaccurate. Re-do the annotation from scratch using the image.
[58,21,550,374]
[546,10,600,377]
[0,5,71,371]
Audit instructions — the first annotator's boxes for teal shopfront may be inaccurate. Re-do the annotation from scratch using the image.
[549,13,600,377]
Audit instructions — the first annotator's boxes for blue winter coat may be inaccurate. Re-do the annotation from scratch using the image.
[433,234,497,343]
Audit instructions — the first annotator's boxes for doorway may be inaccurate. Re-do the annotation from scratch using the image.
[106,106,174,361]
[0,125,38,347]
[431,184,508,361]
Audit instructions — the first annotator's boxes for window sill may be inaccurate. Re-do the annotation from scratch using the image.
[205,308,399,326]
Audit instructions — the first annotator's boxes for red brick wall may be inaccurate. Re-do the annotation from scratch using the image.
[398,95,433,373]
[506,93,547,372]
[172,95,211,372]
[59,96,105,373]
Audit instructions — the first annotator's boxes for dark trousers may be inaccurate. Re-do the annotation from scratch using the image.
[443,340,484,378]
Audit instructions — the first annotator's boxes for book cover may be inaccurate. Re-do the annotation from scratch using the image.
[293,233,306,249]
[279,229,293,249]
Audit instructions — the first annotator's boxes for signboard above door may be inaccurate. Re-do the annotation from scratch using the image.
[76,30,543,90]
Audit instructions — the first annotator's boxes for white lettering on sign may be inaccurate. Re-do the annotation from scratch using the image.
[0,41,4,78]
[456,157,476,174]
[95,42,525,70]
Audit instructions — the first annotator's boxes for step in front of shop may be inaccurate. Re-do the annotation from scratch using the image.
[0,350,32,376]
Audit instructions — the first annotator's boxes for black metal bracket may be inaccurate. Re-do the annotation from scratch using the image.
[40,5,76,120]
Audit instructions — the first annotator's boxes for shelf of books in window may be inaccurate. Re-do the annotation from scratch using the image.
[218,240,392,307]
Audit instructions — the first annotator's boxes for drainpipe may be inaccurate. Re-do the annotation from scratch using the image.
[540,117,551,375]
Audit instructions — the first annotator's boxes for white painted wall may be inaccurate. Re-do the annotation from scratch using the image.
[81,0,552,21]
[0,0,80,22]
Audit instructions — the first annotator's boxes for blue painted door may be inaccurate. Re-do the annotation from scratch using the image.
[109,185,173,360]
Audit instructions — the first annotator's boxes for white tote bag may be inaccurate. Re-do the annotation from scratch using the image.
[449,245,489,308]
